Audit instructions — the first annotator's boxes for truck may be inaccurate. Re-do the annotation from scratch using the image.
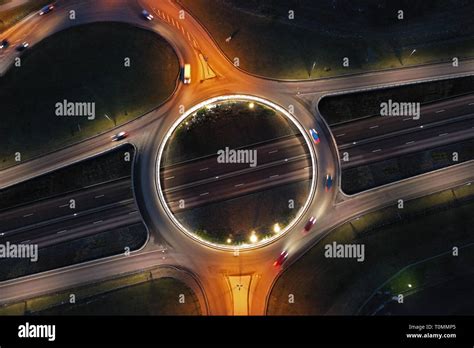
[183,64,191,84]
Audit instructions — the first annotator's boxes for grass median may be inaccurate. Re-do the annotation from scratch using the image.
[267,183,474,315]
[0,22,179,169]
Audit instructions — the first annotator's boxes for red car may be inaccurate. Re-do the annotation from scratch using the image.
[273,250,289,267]
[303,216,316,233]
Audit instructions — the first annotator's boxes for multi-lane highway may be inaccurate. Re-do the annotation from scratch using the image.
[0,178,140,248]
[332,94,474,168]
[162,134,312,211]
[0,0,473,316]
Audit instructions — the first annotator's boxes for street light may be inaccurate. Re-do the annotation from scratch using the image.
[104,114,116,126]
[273,223,281,233]
[249,231,258,243]
[248,102,255,109]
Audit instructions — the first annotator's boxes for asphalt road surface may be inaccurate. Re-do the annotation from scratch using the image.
[333,94,474,168]
[162,134,312,211]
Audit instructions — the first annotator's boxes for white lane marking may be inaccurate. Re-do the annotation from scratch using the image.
[403,117,412,121]
[20,240,31,244]
[468,103,474,106]
[23,213,34,217]
[335,133,345,137]
[405,141,415,145]
[438,133,449,137]
[436,109,445,113]
[199,192,209,196]
[199,167,208,171]
[268,150,278,154]
[128,211,139,215]
[372,149,382,153]
[269,175,279,179]
[165,176,175,180]
[59,203,68,208]
[369,125,379,129]
[95,195,104,199]
[235,183,244,187]
[56,230,67,234]
[93,220,103,224]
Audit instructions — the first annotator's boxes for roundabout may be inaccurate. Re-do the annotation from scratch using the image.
[156,95,317,250]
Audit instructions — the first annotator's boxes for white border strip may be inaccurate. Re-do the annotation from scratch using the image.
[156,95,317,251]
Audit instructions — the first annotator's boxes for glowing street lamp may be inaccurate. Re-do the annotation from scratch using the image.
[248,102,255,109]
[249,232,258,243]
[273,223,281,233]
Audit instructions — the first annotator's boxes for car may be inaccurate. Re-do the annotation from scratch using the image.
[142,9,154,20]
[183,63,191,84]
[303,216,316,233]
[273,250,289,267]
[309,128,320,144]
[39,4,54,15]
[0,39,9,49]
[325,174,333,191]
[111,131,129,141]
[16,42,29,52]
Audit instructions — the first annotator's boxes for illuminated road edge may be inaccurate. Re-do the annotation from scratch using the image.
[156,95,317,251]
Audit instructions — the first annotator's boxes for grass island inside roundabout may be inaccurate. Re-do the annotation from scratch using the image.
[158,96,316,249]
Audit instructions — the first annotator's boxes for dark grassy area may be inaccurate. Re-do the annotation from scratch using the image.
[176,180,310,245]
[0,0,50,33]
[37,277,201,315]
[0,223,147,281]
[362,244,474,315]
[376,273,474,315]
[319,76,474,125]
[180,0,474,79]
[0,271,201,316]
[267,184,474,315]
[161,100,298,166]
[341,139,474,194]
[0,22,179,169]
[0,144,134,210]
